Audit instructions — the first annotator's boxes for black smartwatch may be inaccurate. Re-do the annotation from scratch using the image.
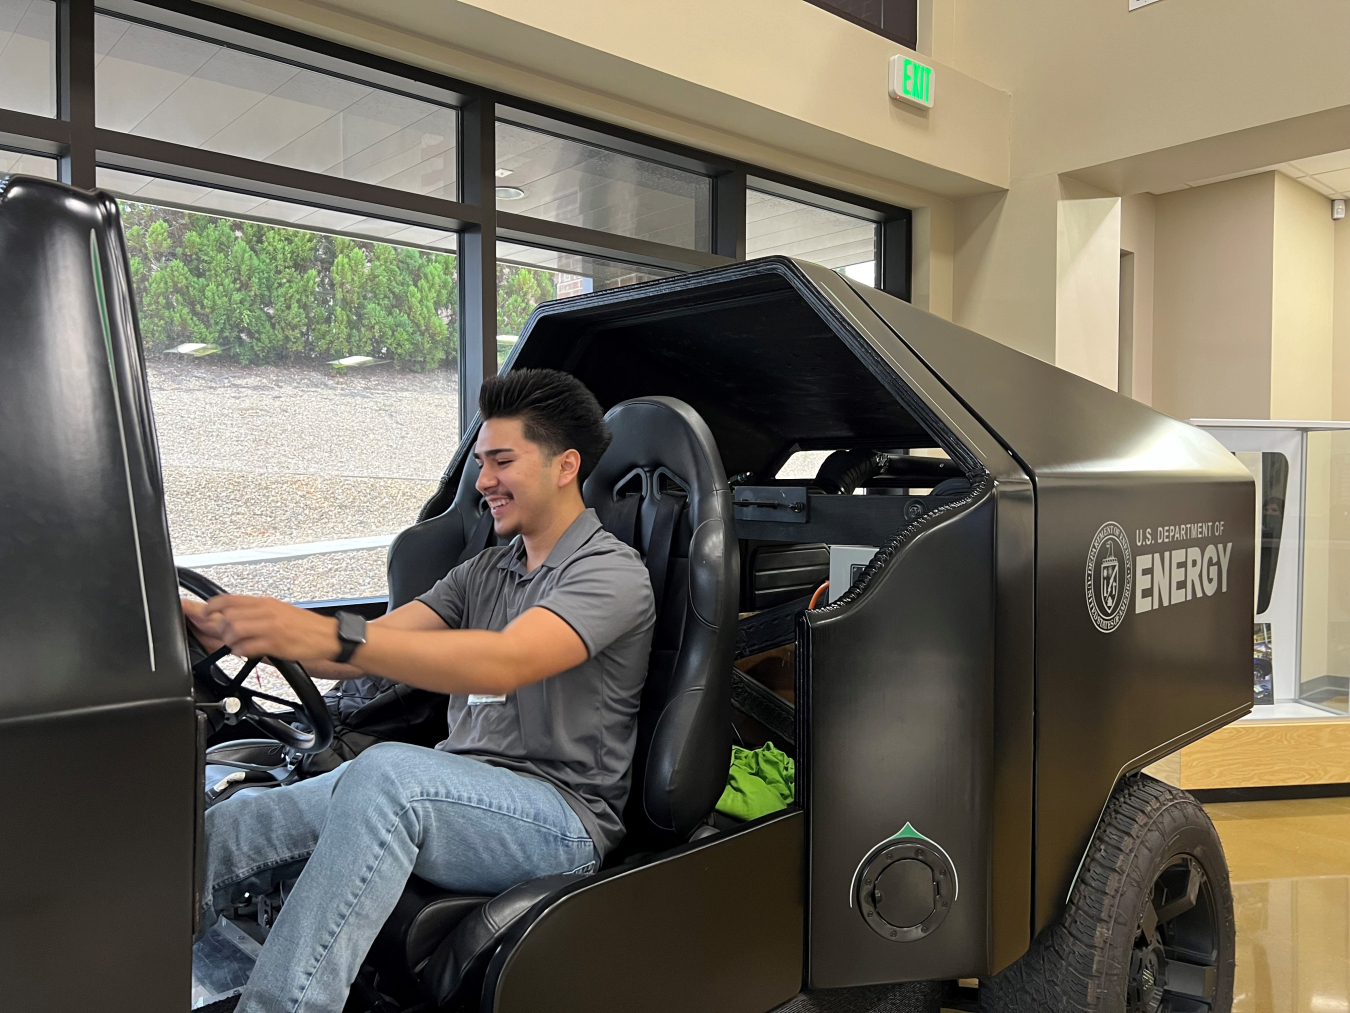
[335,610,367,664]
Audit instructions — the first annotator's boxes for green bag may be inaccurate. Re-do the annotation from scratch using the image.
[715,741,795,821]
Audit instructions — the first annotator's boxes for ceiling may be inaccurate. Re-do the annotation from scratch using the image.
[1186,150,1350,200]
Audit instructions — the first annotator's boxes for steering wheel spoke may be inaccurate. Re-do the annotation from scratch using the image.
[227,656,262,692]
[191,644,232,681]
[237,684,302,711]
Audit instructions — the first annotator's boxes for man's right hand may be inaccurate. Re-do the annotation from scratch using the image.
[181,596,228,654]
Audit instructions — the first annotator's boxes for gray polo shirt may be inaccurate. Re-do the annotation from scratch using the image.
[415,508,655,856]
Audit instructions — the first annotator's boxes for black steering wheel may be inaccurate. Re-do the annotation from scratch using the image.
[178,567,334,755]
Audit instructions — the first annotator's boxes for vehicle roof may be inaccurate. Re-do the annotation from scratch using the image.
[510,257,1248,487]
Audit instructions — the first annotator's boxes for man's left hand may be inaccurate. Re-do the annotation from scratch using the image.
[199,594,340,663]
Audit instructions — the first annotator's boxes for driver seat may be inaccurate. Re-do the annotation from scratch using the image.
[370,395,739,1008]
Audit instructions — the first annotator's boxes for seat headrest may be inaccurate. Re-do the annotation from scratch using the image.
[583,396,729,527]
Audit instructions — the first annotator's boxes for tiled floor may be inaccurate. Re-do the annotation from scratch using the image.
[1209,797,1350,1012]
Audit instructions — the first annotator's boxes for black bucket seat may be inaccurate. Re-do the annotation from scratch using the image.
[370,395,739,1008]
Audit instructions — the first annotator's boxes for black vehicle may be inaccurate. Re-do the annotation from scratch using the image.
[0,177,1255,1013]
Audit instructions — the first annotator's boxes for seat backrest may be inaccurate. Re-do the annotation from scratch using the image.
[582,397,739,848]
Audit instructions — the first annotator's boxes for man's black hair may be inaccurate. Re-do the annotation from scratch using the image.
[479,368,612,482]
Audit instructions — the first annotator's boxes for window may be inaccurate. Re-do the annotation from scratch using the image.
[0,0,907,611]
[98,168,459,251]
[496,119,711,251]
[0,0,54,117]
[95,15,458,200]
[804,0,918,50]
[747,189,879,287]
[0,145,55,178]
[101,175,460,605]
[496,241,675,364]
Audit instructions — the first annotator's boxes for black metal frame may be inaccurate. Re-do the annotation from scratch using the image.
[10,0,911,433]
[802,0,919,51]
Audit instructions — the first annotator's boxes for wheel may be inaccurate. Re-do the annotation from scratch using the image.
[179,566,334,754]
[980,773,1234,1013]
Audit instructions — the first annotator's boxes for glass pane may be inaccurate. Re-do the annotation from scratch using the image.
[1301,432,1350,715]
[496,120,711,251]
[0,147,56,178]
[113,184,460,611]
[747,189,878,287]
[496,242,675,365]
[98,168,459,251]
[95,16,457,200]
[0,0,54,117]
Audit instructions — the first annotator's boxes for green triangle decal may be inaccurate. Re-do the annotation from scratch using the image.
[891,822,929,841]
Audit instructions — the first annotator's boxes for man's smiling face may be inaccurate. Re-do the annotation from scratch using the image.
[474,416,558,538]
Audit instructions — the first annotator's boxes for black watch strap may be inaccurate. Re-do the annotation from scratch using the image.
[335,610,367,665]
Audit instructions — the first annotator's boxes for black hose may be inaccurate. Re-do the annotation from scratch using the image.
[813,449,888,494]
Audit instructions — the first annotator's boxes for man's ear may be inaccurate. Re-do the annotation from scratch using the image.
[555,448,583,489]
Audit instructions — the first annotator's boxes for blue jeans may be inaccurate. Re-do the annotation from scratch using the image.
[204,741,598,1013]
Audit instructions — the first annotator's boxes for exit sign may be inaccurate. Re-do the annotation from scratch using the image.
[889,55,934,109]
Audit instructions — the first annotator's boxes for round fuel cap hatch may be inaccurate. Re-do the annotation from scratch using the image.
[873,859,935,928]
[855,836,957,942]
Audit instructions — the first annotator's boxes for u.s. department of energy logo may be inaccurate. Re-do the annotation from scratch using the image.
[1086,521,1132,633]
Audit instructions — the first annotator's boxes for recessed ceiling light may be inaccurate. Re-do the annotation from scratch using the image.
[495,168,513,178]
[496,186,526,200]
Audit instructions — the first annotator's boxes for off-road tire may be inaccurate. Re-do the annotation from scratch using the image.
[979,773,1235,1013]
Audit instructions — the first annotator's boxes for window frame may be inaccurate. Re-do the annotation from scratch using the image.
[801,0,919,51]
[0,0,910,434]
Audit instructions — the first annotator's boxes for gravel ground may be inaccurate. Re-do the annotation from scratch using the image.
[150,356,459,602]
[163,469,437,555]
[149,357,461,480]
[194,548,391,603]
[152,357,461,703]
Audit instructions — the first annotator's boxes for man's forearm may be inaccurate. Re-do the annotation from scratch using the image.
[292,602,447,682]
[200,597,584,696]
[345,609,586,696]
[348,628,529,695]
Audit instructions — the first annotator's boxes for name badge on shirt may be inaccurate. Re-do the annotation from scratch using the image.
[467,694,507,705]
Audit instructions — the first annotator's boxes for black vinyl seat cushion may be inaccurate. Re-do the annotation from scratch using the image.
[367,875,493,996]
[419,874,585,1002]
[368,396,739,1009]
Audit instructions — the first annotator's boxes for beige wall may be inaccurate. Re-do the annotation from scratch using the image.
[953,174,1138,386]
[952,174,1060,360]
[912,199,955,319]
[224,0,1350,199]
[1151,173,1336,422]
[1271,174,1334,419]
[1055,197,1121,389]
[1152,174,1276,421]
[1120,193,1156,405]
[947,0,1350,184]
[206,0,1010,209]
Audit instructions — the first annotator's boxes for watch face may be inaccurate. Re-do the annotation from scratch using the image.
[337,611,366,643]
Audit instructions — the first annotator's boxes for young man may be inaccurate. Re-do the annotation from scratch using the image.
[186,369,656,1013]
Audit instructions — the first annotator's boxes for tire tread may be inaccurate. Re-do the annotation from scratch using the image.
[979,773,1234,1013]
